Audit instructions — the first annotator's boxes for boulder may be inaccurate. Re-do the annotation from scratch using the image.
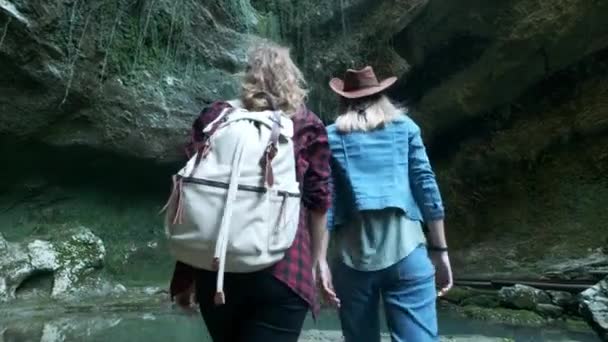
[544,251,608,281]
[547,290,578,314]
[0,226,105,301]
[498,284,551,310]
[578,277,608,341]
[547,290,576,307]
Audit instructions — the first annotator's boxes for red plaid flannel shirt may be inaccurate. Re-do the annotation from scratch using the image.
[169,101,331,316]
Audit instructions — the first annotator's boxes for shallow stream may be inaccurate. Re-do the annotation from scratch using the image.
[0,305,599,342]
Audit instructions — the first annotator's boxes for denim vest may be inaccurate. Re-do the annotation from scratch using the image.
[327,115,445,230]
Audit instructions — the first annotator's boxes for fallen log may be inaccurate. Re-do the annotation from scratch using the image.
[454,278,596,293]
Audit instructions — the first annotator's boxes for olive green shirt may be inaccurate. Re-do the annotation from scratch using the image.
[333,209,427,271]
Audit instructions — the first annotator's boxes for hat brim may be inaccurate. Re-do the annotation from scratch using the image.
[329,76,397,99]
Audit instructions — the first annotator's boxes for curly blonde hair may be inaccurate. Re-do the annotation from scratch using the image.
[240,42,308,117]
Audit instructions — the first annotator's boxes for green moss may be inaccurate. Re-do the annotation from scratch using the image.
[441,287,501,308]
[442,287,476,304]
[104,1,193,78]
[460,305,546,327]
[43,0,249,96]
[564,317,595,333]
[256,11,282,42]
[461,294,500,308]
[53,228,103,271]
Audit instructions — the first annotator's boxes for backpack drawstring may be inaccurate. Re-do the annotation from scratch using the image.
[160,175,185,225]
[271,194,288,245]
[212,135,247,305]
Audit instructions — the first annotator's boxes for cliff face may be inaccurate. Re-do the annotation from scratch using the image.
[0,0,250,163]
[1,0,607,294]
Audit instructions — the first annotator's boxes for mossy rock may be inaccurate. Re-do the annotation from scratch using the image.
[442,286,477,304]
[0,226,105,301]
[442,287,501,309]
[498,285,552,310]
[564,317,597,333]
[460,305,546,327]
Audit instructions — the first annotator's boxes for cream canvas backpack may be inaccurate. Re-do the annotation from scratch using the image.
[161,99,301,304]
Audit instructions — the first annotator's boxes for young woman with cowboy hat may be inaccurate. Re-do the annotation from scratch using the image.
[316,66,453,342]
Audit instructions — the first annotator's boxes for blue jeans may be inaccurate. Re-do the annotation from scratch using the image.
[333,245,439,342]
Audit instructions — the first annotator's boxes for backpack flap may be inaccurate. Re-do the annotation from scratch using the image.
[211,108,294,139]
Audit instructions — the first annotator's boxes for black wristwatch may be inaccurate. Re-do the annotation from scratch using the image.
[428,245,449,252]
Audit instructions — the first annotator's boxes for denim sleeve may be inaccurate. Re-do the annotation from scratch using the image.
[408,121,445,221]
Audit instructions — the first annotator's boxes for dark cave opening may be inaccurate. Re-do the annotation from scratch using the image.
[0,134,182,197]
[15,270,55,299]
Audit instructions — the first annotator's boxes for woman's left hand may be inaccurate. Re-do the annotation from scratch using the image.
[173,285,198,315]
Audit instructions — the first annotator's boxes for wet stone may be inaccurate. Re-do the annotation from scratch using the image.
[535,303,564,318]
[578,277,608,341]
[547,290,575,307]
[498,284,551,310]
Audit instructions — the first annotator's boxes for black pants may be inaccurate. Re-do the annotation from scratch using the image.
[195,270,309,342]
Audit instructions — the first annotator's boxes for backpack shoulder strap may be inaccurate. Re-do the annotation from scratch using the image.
[189,107,235,177]
[203,107,234,135]
[261,110,282,187]
[226,99,243,108]
[268,111,281,147]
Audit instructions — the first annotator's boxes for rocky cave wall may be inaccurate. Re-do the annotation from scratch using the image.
[1,0,608,291]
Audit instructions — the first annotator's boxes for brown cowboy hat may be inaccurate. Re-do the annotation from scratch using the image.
[329,66,397,99]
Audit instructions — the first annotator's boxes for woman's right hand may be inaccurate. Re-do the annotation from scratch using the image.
[316,260,341,308]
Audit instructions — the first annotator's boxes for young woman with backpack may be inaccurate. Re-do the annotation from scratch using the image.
[167,42,336,342]
[317,66,453,342]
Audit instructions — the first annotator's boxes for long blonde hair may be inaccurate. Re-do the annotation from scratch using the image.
[335,93,405,133]
[240,42,308,116]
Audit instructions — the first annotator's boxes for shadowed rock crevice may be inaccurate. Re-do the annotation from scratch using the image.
[394,0,608,141]
[0,133,180,195]
[390,33,493,104]
[423,44,608,160]
[14,270,55,299]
